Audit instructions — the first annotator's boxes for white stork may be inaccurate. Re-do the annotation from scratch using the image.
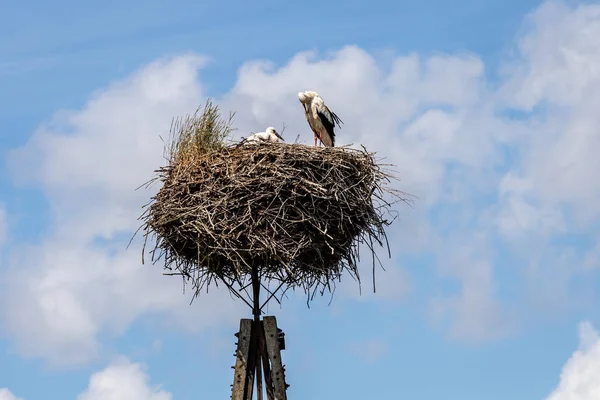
[297,90,343,147]
[242,127,284,145]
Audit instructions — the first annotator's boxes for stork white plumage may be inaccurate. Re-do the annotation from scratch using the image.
[297,90,343,147]
[242,127,284,145]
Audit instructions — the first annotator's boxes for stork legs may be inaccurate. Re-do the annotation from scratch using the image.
[312,129,324,147]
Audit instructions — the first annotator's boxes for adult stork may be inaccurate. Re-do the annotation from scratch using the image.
[297,90,343,147]
[242,127,284,145]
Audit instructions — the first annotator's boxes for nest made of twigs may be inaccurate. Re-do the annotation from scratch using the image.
[136,99,411,303]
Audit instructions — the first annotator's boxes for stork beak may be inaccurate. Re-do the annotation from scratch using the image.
[276,132,285,141]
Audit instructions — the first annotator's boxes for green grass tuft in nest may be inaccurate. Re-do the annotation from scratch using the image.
[166,98,235,165]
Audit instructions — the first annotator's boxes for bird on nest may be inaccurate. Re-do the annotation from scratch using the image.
[241,127,285,145]
[297,90,343,147]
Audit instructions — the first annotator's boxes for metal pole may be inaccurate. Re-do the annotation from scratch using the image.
[252,264,260,321]
[251,265,262,400]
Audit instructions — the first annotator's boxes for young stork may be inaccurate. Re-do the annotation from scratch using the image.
[297,90,343,147]
[242,126,284,145]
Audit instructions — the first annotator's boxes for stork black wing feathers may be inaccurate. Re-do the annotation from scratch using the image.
[327,106,344,127]
[317,106,343,147]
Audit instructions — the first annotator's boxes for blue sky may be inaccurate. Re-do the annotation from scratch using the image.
[2,0,600,399]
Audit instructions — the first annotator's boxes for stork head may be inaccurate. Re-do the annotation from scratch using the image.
[298,90,319,103]
[303,91,319,99]
[297,91,308,103]
[266,126,285,141]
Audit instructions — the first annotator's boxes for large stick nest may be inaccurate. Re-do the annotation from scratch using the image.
[137,99,411,303]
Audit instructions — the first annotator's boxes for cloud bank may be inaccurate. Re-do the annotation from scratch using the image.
[546,322,600,400]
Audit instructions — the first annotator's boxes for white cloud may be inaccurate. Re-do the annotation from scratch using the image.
[430,248,513,341]
[485,0,600,326]
[546,321,600,400]
[498,0,600,229]
[0,388,24,400]
[78,357,172,400]
[1,54,244,366]
[0,357,172,400]
[8,54,209,241]
[1,238,243,365]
